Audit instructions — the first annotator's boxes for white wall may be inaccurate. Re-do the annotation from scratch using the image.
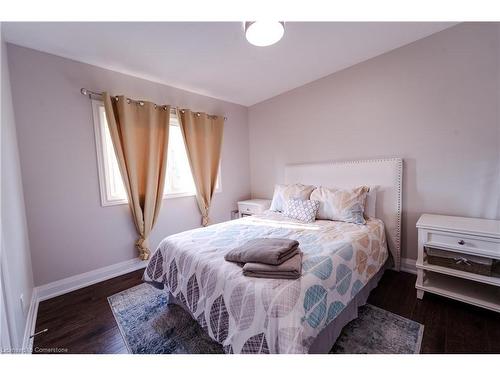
[1,24,34,350]
[7,44,251,286]
[248,23,500,261]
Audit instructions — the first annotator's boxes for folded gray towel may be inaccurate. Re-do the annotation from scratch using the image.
[225,238,299,265]
[243,252,303,279]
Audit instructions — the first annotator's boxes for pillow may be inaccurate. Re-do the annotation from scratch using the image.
[310,186,369,224]
[283,199,320,223]
[269,184,315,212]
[364,186,378,218]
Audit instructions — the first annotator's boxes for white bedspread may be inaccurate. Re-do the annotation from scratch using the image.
[144,211,388,353]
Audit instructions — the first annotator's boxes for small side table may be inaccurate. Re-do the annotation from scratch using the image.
[416,214,500,313]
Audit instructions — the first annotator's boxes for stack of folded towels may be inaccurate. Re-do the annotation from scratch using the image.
[224,238,302,280]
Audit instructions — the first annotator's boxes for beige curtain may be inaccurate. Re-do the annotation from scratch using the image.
[178,110,224,226]
[103,93,170,260]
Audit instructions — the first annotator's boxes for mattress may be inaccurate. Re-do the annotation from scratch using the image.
[143,211,389,354]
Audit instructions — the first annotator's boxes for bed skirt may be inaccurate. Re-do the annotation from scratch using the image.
[166,257,391,354]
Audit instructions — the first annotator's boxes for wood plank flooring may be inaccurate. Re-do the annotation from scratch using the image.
[32,269,500,354]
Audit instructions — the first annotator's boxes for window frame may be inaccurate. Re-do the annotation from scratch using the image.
[91,99,222,207]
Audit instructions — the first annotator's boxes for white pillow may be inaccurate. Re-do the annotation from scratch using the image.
[365,186,378,218]
[310,186,369,224]
[283,199,320,223]
[269,184,315,212]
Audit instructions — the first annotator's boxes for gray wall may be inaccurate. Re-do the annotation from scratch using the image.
[248,23,500,261]
[7,45,251,286]
[1,26,34,348]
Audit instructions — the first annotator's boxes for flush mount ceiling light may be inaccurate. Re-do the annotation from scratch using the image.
[245,21,285,47]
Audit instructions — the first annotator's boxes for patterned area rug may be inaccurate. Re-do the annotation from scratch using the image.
[108,283,423,354]
[331,304,424,354]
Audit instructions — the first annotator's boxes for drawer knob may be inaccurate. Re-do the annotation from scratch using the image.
[458,240,465,245]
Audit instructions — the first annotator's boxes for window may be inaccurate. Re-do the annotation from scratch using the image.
[92,100,221,206]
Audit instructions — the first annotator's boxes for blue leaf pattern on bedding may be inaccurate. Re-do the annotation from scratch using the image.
[299,234,318,245]
[335,264,352,295]
[326,301,345,325]
[301,243,324,254]
[350,280,364,298]
[303,285,328,328]
[337,244,354,261]
[303,256,333,280]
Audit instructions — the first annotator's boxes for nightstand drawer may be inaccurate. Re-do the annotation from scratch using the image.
[237,199,271,217]
[426,231,500,258]
[237,203,262,215]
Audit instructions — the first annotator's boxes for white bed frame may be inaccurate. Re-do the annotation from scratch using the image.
[284,158,403,271]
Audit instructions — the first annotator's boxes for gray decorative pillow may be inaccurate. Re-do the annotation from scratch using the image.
[283,199,320,223]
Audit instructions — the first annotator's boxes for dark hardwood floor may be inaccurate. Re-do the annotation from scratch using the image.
[33,269,500,354]
[33,269,145,354]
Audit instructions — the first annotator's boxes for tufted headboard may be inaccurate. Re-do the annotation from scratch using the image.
[284,158,403,271]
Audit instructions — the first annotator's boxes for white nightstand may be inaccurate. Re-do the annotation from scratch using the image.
[237,199,271,218]
[416,214,500,313]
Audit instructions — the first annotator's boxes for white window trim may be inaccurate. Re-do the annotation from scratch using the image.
[91,99,222,207]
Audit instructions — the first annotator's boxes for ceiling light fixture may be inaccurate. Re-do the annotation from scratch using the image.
[245,21,285,47]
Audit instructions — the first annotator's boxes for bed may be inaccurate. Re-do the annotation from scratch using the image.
[143,158,403,354]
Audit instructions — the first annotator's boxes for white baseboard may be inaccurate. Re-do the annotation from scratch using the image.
[22,257,146,353]
[36,258,147,302]
[400,257,417,275]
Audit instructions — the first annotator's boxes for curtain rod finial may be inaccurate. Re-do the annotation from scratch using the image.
[81,88,88,96]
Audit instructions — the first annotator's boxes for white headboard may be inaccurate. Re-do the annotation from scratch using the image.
[285,158,403,271]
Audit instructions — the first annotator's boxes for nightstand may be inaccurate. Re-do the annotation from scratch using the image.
[416,214,500,313]
[237,199,271,218]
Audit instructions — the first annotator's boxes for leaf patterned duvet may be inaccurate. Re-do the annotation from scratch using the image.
[143,211,388,354]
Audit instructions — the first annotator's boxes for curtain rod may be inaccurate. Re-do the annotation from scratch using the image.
[80,88,227,120]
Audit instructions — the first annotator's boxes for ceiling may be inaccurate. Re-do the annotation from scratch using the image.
[3,22,456,106]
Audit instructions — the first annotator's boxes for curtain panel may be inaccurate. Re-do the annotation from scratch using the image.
[178,110,224,226]
[103,93,170,260]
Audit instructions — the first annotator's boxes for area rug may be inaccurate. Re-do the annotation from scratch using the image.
[330,304,424,354]
[108,283,424,354]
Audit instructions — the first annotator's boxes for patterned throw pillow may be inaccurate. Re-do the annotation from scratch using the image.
[270,184,316,212]
[310,186,369,224]
[283,199,320,223]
